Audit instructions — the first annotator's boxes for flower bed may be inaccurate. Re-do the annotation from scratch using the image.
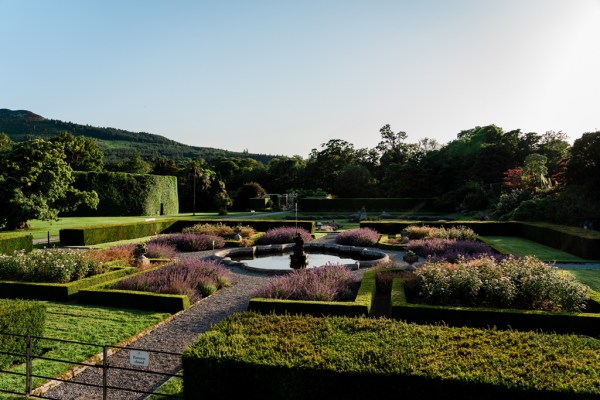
[0,249,106,283]
[110,259,232,303]
[254,264,356,301]
[335,228,380,247]
[406,238,498,262]
[182,222,255,239]
[409,256,590,312]
[254,226,312,245]
[148,233,225,252]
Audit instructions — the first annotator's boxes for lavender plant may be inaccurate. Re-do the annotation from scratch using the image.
[255,226,312,245]
[254,264,355,301]
[406,238,496,262]
[335,228,380,247]
[148,233,225,252]
[110,259,232,302]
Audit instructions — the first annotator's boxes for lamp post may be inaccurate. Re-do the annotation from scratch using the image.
[190,167,199,216]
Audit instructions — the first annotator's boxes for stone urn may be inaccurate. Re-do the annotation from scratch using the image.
[133,243,151,268]
[403,251,418,264]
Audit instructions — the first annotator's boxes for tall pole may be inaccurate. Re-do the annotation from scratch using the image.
[192,167,198,216]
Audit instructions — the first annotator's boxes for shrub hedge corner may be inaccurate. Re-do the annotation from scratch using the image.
[0,299,46,369]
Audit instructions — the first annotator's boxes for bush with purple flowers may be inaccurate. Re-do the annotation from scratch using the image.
[255,226,312,245]
[110,259,232,303]
[406,238,496,262]
[335,228,380,247]
[413,255,590,312]
[255,264,356,301]
[148,233,225,252]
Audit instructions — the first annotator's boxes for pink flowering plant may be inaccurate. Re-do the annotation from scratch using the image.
[405,225,478,241]
[255,264,356,301]
[110,259,232,302]
[412,255,590,312]
[255,226,312,245]
[335,228,380,247]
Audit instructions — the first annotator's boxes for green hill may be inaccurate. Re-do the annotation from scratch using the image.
[0,108,275,164]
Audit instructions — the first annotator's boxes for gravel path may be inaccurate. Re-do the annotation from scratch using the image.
[39,233,372,400]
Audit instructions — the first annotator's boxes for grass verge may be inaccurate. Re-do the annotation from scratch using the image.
[480,236,591,262]
[0,302,169,396]
[562,268,600,292]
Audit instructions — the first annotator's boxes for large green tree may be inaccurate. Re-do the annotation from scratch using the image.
[51,131,104,171]
[0,139,98,230]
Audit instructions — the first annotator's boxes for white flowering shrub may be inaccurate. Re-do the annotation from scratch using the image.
[414,256,590,312]
[0,249,105,283]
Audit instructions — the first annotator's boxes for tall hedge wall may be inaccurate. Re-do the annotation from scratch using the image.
[0,234,33,255]
[67,171,178,216]
[298,198,437,212]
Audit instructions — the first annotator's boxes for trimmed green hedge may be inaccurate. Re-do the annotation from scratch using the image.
[183,312,600,399]
[391,278,600,338]
[0,299,46,369]
[68,171,178,216]
[248,198,270,211]
[299,198,437,212]
[247,269,376,317]
[0,266,135,301]
[362,221,600,259]
[78,264,191,313]
[0,234,33,255]
[60,219,179,246]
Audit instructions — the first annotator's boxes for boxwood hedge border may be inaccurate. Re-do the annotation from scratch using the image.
[0,234,33,255]
[390,278,600,337]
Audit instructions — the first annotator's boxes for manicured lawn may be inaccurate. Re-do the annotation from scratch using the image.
[562,268,600,292]
[0,302,169,396]
[147,374,183,399]
[481,236,591,262]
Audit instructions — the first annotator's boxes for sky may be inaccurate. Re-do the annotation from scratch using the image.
[2,0,599,157]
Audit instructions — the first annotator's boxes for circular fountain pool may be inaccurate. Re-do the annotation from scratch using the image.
[211,243,389,274]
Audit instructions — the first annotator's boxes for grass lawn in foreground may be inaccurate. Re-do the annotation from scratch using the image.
[481,236,591,263]
[0,302,169,396]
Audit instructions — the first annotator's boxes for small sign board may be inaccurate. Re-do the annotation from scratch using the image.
[130,350,150,367]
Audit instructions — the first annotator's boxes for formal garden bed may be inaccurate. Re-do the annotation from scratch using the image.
[78,258,233,313]
[389,255,600,337]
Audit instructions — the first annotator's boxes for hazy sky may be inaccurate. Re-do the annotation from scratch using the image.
[2,0,599,157]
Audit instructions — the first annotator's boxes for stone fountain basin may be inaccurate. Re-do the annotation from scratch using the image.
[211,243,389,274]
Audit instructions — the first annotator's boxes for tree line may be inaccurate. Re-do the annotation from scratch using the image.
[1,124,599,230]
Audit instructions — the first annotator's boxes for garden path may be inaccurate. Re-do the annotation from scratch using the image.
[40,232,376,400]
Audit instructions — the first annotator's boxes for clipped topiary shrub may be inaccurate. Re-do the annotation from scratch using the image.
[335,228,380,247]
[0,299,46,369]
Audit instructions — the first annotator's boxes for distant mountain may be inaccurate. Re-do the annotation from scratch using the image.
[0,108,275,164]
